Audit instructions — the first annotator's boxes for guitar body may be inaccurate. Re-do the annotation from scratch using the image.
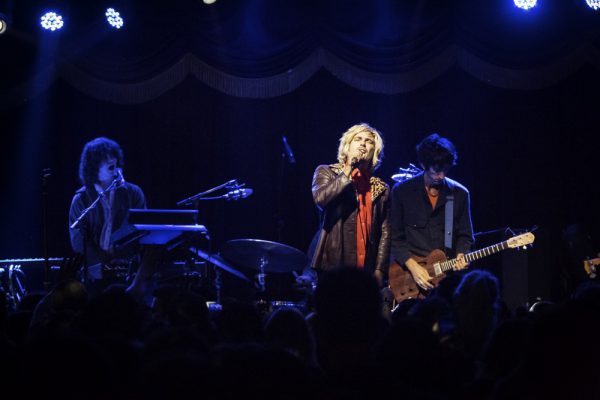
[387,232,536,304]
[388,249,448,303]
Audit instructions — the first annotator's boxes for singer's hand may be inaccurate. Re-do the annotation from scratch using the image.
[344,156,359,173]
[351,156,368,174]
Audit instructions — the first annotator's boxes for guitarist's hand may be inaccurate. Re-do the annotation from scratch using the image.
[406,258,434,290]
[454,253,469,270]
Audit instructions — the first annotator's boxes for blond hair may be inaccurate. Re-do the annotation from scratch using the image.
[337,123,384,171]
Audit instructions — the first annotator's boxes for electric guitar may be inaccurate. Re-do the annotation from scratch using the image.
[583,257,600,278]
[388,232,535,303]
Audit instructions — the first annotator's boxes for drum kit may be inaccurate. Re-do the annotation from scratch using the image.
[121,180,313,316]
[204,238,310,316]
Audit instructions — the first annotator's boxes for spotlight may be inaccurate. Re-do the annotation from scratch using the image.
[513,0,537,10]
[203,0,217,4]
[0,8,12,35]
[105,7,124,29]
[587,0,600,11]
[40,11,64,31]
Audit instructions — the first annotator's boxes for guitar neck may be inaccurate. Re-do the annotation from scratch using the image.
[438,240,510,273]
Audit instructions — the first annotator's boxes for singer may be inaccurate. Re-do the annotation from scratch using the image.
[309,123,390,288]
[68,137,146,286]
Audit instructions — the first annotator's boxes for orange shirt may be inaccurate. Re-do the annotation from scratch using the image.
[426,187,439,209]
[353,169,372,268]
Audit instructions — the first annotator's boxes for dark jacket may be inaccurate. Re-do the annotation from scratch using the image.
[69,182,146,267]
[390,172,474,266]
[311,164,391,276]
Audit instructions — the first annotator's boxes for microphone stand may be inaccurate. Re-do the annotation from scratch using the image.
[177,179,249,308]
[275,148,285,242]
[42,168,51,292]
[70,176,122,285]
[276,137,295,242]
[176,180,238,206]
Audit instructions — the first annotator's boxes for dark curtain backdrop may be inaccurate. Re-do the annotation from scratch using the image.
[1,0,599,302]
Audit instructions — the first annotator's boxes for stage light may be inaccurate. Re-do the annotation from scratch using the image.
[0,7,12,35]
[40,11,64,31]
[203,0,217,4]
[514,0,537,10]
[105,8,124,29]
[586,0,600,11]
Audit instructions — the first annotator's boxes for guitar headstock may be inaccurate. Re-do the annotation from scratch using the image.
[506,232,535,249]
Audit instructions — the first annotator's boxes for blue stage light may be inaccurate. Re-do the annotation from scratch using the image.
[40,11,64,31]
[105,8,124,29]
[586,0,600,11]
[514,0,537,10]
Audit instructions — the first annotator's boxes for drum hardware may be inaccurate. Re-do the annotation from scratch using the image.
[256,255,268,292]
[220,239,307,274]
[219,239,309,312]
[254,300,309,319]
[192,247,250,282]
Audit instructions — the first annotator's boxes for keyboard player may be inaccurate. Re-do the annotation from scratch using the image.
[68,137,146,291]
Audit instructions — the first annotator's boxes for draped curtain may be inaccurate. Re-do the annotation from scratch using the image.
[2,0,599,107]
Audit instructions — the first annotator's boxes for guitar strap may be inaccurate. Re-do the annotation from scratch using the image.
[444,194,454,254]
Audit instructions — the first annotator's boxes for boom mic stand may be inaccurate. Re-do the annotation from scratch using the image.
[42,168,52,291]
[276,136,296,242]
[176,179,252,308]
[176,179,250,205]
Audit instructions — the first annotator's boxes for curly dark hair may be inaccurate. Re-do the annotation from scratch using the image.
[416,133,457,171]
[78,137,124,186]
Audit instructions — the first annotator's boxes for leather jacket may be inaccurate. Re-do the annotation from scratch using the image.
[310,164,391,277]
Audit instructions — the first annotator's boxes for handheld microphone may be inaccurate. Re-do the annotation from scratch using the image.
[282,136,296,164]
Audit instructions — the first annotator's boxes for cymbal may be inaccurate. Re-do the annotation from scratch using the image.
[193,247,250,282]
[220,239,307,273]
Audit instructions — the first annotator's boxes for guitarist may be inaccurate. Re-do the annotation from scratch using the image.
[390,133,474,293]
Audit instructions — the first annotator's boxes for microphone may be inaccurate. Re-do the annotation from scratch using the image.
[223,187,253,200]
[282,136,296,164]
[114,168,125,185]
